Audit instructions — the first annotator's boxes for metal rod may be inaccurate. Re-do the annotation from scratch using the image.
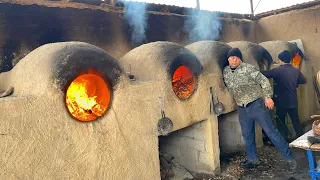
[196,0,200,10]
[250,0,254,17]
[254,0,263,13]
[270,109,292,136]
[158,97,165,118]
[307,150,316,171]
[209,87,214,115]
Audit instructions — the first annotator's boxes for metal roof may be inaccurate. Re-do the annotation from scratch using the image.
[81,0,320,20]
[110,1,252,19]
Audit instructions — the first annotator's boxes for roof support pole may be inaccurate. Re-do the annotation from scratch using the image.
[196,0,200,10]
[250,0,254,16]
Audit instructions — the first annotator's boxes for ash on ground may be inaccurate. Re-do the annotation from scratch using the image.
[162,145,311,180]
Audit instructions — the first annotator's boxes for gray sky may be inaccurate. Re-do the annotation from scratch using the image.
[124,0,313,14]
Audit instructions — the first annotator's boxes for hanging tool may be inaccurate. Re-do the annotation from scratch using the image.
[157,97,173,135]
[127,64,135,80]
[210,86,225,115]
[209,87,214,114]
[214,88,225,114]
[158,97,166,118]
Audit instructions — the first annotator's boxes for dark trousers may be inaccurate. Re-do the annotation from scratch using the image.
[276,106,303,140]
[238,98,293,161]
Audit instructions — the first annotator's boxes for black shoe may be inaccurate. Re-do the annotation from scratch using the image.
[264,140,274,146]
[287,159,300,172]
[240,160,260,168]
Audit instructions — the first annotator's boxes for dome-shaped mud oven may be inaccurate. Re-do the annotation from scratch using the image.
[227,41,273,71]
[259,40,304,69]
[119,42,202,100]
[56,45,124,122]
[5,42,124,122]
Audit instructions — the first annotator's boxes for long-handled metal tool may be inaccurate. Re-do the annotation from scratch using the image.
[270,109,293,137]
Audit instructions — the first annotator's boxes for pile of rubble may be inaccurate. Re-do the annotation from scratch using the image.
[160,146,310,180]
[159,152,193,180]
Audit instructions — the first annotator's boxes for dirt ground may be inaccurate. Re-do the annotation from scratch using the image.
[189,144,311,180]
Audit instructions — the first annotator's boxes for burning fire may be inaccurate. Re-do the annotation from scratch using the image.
[172,66,195,99]
[292,52,302,69]
[66,73,110,121]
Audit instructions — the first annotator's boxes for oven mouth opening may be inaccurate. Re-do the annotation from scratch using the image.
[172,65,196,100]
[65,73,111,122]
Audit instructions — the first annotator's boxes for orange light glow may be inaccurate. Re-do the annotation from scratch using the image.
[172,66,195,99]
[292,53,302,69]
[66,74,110,121]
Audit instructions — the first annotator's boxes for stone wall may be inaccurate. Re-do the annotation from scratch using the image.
[218,111,263,152]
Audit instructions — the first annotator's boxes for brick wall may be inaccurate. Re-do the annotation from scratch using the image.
[218,111,263,152]
[159,120,217,174]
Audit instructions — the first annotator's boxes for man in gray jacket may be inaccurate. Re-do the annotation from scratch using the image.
[223,48,297,169]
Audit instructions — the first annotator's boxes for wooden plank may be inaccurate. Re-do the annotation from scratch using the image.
[289,130,313,150]
[310,143,320,151]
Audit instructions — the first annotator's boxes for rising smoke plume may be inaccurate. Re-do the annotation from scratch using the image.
[122,1,148,46]
[184,9,221,42]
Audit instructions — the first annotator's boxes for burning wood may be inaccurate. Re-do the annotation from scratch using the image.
[172,65,195,99]
[172,76,194,99]
[66,73,110,121]
[292,53,302,69]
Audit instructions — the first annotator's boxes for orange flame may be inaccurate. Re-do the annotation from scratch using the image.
[292,53,302,69]
[66,73,110,121]
[172,66,195,99]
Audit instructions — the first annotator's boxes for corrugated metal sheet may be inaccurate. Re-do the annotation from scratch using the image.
[106,0,252,19]
[101,0,320,20]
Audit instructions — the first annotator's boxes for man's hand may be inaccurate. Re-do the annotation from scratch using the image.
[264,98,274,110]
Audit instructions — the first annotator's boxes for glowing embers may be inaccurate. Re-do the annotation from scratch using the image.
[66,74,110,121]
[172,66,195,99]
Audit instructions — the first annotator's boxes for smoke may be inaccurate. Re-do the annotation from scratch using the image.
[184,9,221,42]
[122,1,148,46]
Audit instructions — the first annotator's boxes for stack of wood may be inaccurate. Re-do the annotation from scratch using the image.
[309,70,320,144]
[312,69,320,138]
[313,120,320,136]
[308,115,320,144]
